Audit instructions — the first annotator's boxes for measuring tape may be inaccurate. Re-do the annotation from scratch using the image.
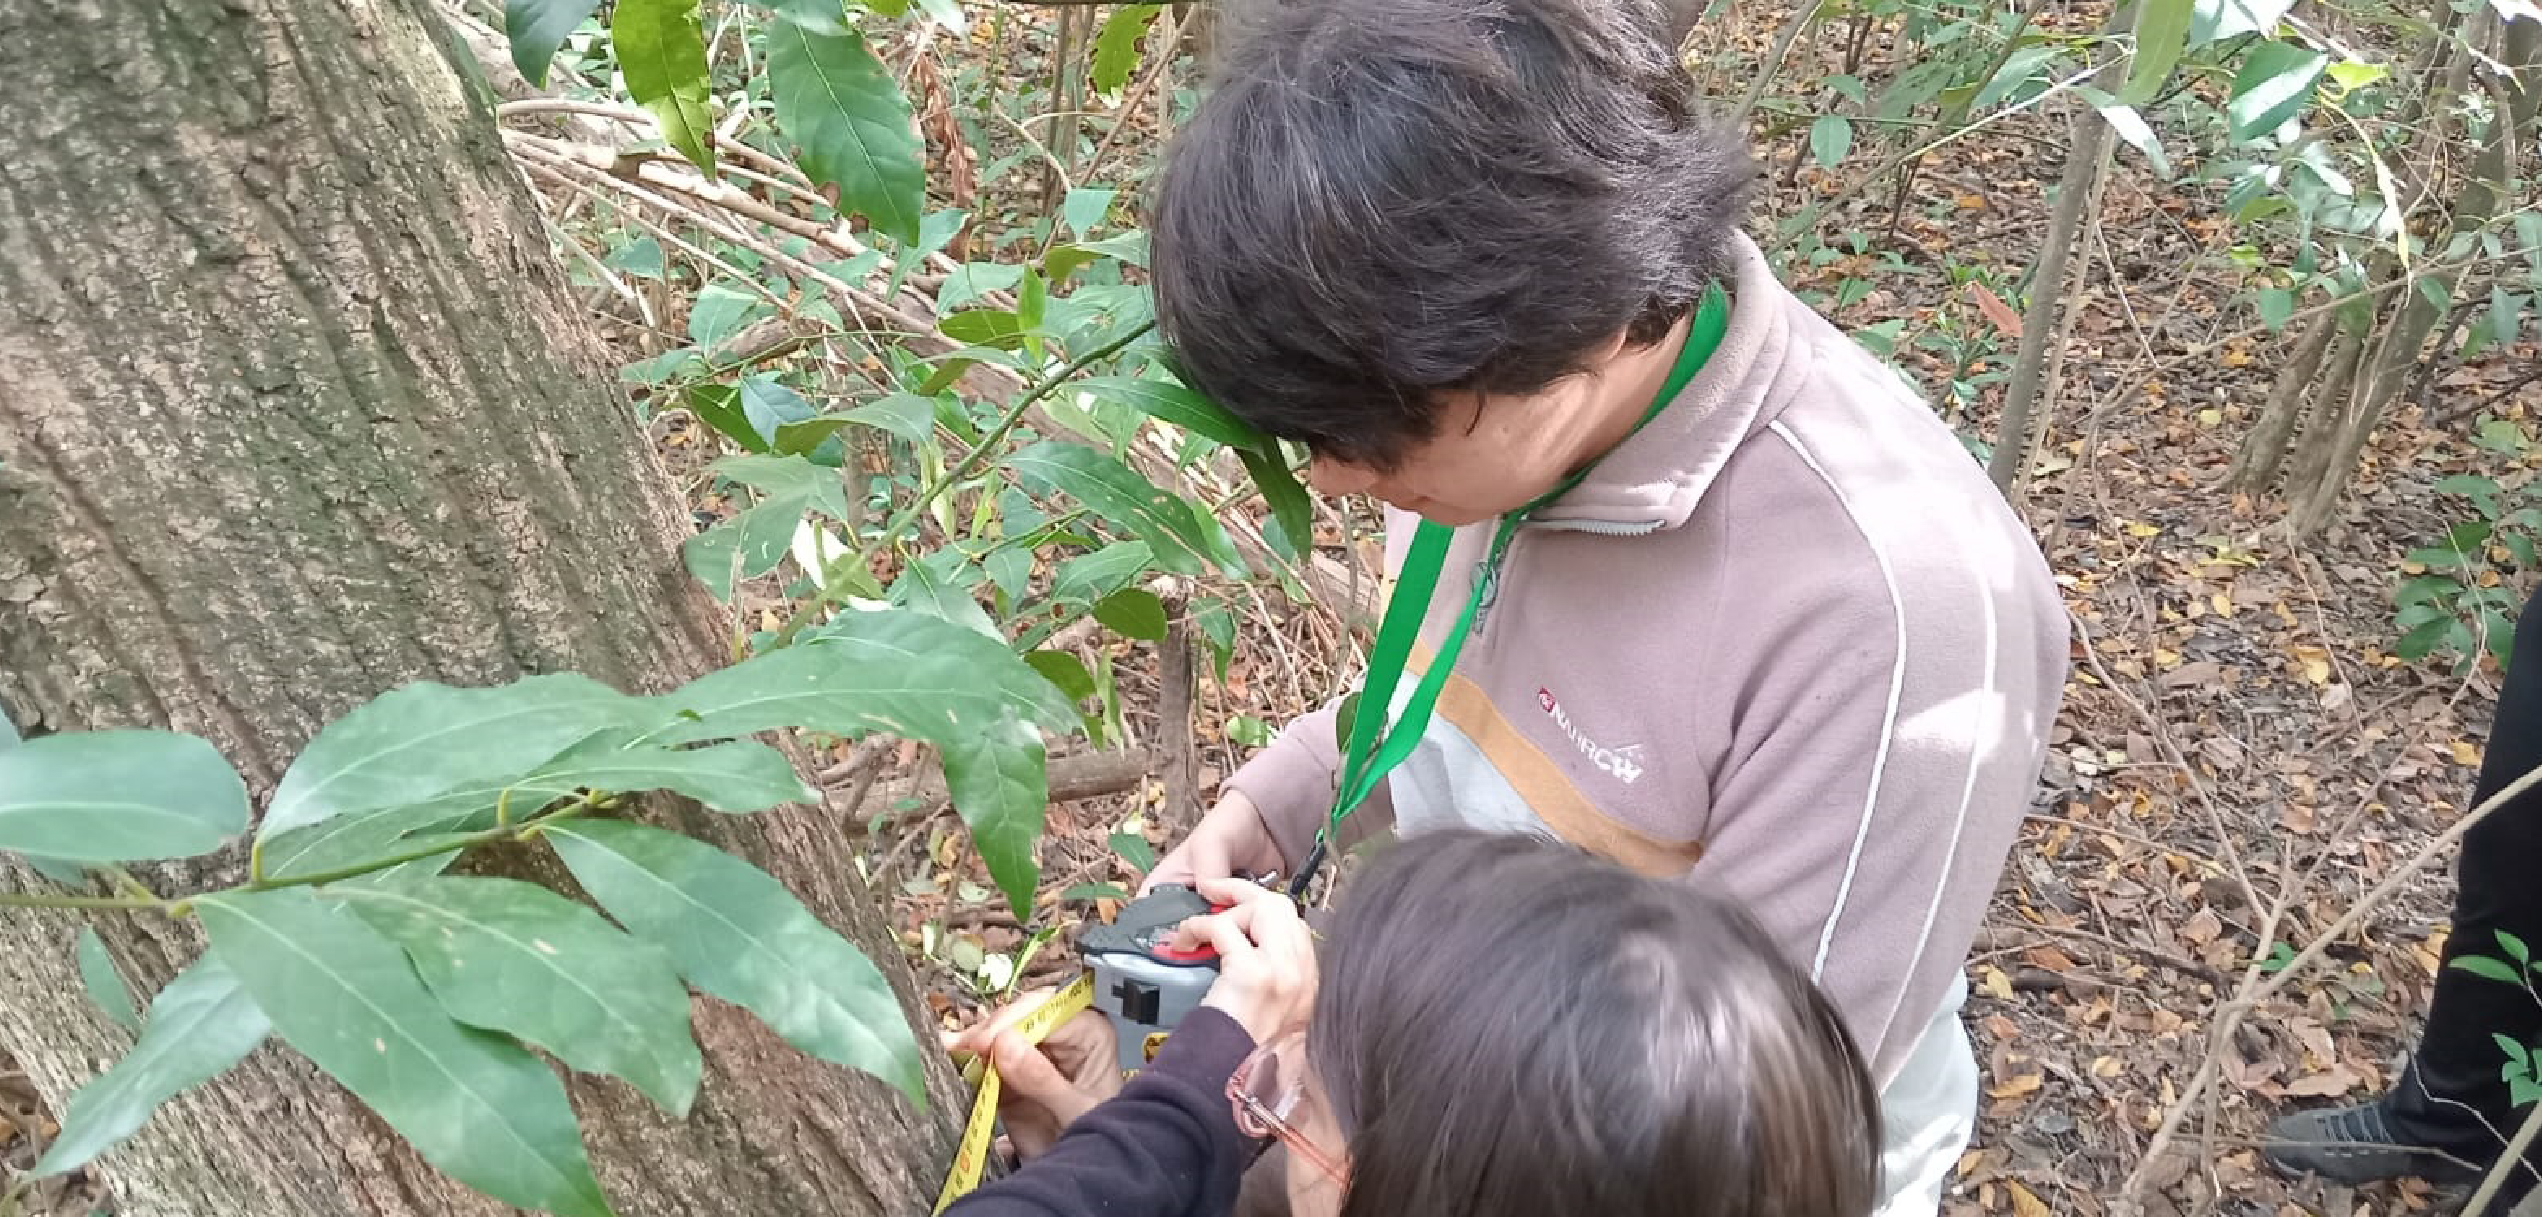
[932,971,1099,1214]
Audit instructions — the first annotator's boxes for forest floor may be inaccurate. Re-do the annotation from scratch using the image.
[8,5,2542,1217]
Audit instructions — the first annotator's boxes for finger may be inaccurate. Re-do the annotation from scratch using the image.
[1165,909,1244,956]
[1186,913,1262,964]
[1140,842,1208,896]
[992,1032,1077,1105]
[1193,876,1282,910]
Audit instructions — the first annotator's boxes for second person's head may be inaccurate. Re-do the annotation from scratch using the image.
[1245,830,1881,1217]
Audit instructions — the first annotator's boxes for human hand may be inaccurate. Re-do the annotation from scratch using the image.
[1143,791,1283,895]
[945,998,1123,1161]
[1170,878,1318,1044]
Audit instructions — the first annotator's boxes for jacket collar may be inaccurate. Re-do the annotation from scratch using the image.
[1525,232,1792,535]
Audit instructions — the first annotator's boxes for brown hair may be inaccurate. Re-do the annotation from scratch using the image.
[1313,831,1881,1217]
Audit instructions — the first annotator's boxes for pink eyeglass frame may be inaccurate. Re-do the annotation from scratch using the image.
[1225,1030,1348,1187]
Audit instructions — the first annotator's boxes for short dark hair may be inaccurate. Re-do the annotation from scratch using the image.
[1314,831,1880,1217]
[1150,0,1757,469]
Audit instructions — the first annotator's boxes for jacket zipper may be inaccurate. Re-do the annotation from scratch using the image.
[1472,517,1668,635]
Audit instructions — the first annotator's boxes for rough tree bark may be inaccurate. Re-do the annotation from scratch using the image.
[0,0,961,1213]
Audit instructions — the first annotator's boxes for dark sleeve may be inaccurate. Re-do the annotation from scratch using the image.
[943,1008,1262,1217]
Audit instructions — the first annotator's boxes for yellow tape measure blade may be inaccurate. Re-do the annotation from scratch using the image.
[932,973,1099,1214]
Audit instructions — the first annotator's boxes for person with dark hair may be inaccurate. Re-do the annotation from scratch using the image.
[2265,585,2542,1209]
[948,830,1883,1217]
[1137,0,2068,1213]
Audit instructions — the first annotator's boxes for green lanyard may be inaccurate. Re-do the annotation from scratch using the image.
[1288,282,1731,896]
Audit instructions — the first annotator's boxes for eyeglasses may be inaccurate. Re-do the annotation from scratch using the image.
[1226,1030,1349,1187]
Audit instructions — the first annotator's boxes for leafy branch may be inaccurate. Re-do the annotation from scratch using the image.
[770,318,1158,647]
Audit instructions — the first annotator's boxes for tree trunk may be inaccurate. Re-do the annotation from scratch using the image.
[0,0,961,1213]
[2287,9,2541,538]
[1986,104,2115,495]
[2227,312,2338,491]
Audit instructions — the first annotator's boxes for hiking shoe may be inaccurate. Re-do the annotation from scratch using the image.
[2263,1099,2483,1186]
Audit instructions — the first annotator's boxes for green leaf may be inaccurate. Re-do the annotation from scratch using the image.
[687,283,765,348]
[2255,287,2297,330]
[1060,187,1117,240]
[22,854,88,886]
[2226,41,2327,142]
[543,822,922,1098]
[776,393,938,451]
[910,0,965,32]
[2499,1033,2533,1069]
[940,309,1027,348]
[894,553,1003,640]
[0,730,247,862]
[939,722,1049,914]
[2502,931,2533,966]
[1052,541,1154,605]
[2190,0,2293,42]
[937,262,1027,312]
[659,607,1075,744]
[686,384,764,453]
[32,957,273,1178]
[1024,650,1098,703]
[1009,442,1215,575]
[741,377,843,465]
[2454,954,2526,985]
[1091,4,1164,94]
[338,876,703,1117]
[525,730,815,812]
[1194,597,1236,681]
[2323,58,2387,95]
[1240,446,1315,563]
[615,0,715,175]
[1093,587,1170,641]
[75,928,140,1034]
[1976,43,2062,109]
[2095,102,2173,178]
[1108,829,1156,873]
[749,0,854,35]
[2122,0,2195,105]
[769,24,923,245]
[1074,377,1266,448]
[198,890,610,1217]
[261,797,499,883]
[1807,115,1852,170]
[505,0,604,86]
[263,675,651,841]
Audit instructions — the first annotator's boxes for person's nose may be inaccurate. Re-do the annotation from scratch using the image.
[1307,453,1378,497]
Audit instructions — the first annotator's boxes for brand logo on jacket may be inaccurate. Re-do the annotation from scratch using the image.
[1536,687,1645,784]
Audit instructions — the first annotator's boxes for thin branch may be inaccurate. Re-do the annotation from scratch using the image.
[2125,757,2542,1198]
[1731,0,1824,127]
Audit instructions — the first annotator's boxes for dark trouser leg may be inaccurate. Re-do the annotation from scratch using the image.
[2389,586,2542,1186]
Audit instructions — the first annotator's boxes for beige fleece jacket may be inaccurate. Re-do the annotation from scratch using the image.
[1225,233,2069,1083]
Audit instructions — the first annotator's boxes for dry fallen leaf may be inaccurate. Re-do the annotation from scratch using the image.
[2283,1063,2360,1098]
[2182,907,2223,945]
[2007,1180,2052,1217]
[1989,1072,2045,1100]
[2452,739,2484,766]
[1968,283,2025,335]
